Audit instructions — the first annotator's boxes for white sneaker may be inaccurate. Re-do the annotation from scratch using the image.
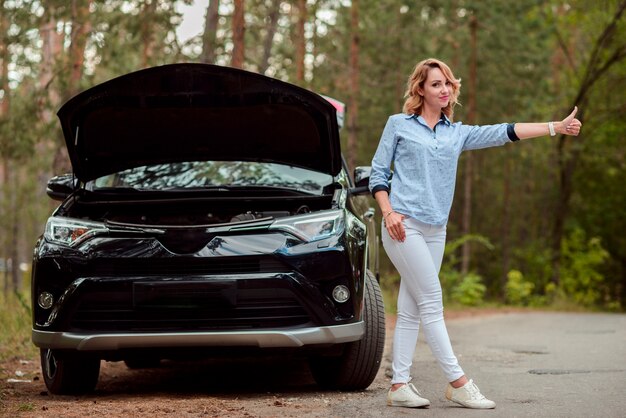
[387,383,430,408]
[445,379,496,409]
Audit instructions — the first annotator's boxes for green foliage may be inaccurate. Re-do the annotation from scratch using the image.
[559,228,609,307]
[571,107,626,309]
[501,230,611,309]
[604,300,623,312]
[440,269,463,302]
[440,234,493,302]
[511,243,553,300]
[18,403,35,412]
[451,273,486,306]
[380,272,400,314]
[0,291,36,362]
[0,0,623,313]
[505,270,535,306]
[445,234,495,256]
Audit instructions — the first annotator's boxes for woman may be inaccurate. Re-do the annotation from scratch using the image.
[369,58,581,410]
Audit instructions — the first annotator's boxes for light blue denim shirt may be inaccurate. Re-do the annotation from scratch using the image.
[369,113,518,226]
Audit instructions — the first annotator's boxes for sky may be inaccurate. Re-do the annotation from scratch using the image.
[176,0,210,43]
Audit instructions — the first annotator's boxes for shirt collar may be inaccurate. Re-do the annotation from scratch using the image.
[404,113,451,126]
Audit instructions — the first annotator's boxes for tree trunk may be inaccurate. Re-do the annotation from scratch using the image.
[231,0,245,68]
[346,0,359,173]
[0,0,11,293]
[295,0,306,82]
[9,161,19,292]
[68,0,91,97]
[39,6,64,209]
[201,0,220,64]
[500,151,512,298]
[140,0,157,68]
[448,1,460,70]
[461,13,477,275]
[550,0,626,285]
[1,159,7,294]
[53,0,91,176]
[259,0,280,75]
[39,10,63,114]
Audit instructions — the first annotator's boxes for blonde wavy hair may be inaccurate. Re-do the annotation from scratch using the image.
[402,58,461,120]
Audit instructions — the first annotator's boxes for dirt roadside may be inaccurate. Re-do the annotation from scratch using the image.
[0,309,510,418]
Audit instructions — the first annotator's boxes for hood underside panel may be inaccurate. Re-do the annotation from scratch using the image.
[57,64,342,181]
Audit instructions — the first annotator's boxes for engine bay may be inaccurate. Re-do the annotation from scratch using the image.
[60,193,335,227]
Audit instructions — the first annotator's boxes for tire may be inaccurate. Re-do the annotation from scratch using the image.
[309,270,385,390]
[124,357,161,369]
[40,348,100,395]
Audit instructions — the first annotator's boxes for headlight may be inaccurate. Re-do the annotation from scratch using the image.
[269,210,344,242]
[44,217,109,247]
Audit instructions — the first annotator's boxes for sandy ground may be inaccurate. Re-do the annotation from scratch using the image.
[0,309,513,418]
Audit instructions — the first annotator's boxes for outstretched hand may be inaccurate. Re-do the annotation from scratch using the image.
[560,106,582,136]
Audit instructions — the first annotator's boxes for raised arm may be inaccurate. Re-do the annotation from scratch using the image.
[514,107,582,140]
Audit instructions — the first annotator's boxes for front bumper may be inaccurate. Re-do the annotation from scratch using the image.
[32,220,367,345]
[32,321,364,350]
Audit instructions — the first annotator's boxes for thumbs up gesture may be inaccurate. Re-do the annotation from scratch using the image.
[559,106,582,136]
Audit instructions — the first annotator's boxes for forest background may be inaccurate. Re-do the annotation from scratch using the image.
[0,0,625,315]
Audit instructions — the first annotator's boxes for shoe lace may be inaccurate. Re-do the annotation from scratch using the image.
[466,380,486,400]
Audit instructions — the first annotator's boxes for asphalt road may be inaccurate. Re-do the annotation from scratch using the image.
[3,311,625,417]
[330,311,626,418]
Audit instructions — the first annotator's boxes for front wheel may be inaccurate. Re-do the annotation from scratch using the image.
[40,348,100,395]
[309,270,385,390]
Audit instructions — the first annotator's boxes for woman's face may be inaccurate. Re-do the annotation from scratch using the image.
[419,67,452,111]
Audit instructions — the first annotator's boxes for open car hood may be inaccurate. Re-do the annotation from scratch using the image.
[57,64,342,182]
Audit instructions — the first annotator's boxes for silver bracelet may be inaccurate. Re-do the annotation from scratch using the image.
[548,121,556,136]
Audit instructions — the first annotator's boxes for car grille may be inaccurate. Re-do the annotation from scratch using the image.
[86,256,290,276]
[68,274,312,332]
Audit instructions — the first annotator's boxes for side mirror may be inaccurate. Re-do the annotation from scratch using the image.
[354,166,371,188]
[47,174,77,201]
[349,166,371,195]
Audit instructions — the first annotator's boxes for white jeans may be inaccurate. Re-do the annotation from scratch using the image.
[382,217,465,384]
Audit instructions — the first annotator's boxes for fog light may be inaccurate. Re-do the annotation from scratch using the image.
[332,285,350,303]
[38,292,54,309]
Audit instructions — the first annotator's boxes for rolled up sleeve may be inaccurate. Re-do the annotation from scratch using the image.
[369,116,397,196]
[461,123,511,151]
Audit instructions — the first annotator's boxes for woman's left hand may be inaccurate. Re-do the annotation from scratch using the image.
[559,106,582,136]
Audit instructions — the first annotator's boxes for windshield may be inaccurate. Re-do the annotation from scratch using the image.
[88,161,334,195]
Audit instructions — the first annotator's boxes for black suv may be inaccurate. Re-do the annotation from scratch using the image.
[31,64,384,395]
